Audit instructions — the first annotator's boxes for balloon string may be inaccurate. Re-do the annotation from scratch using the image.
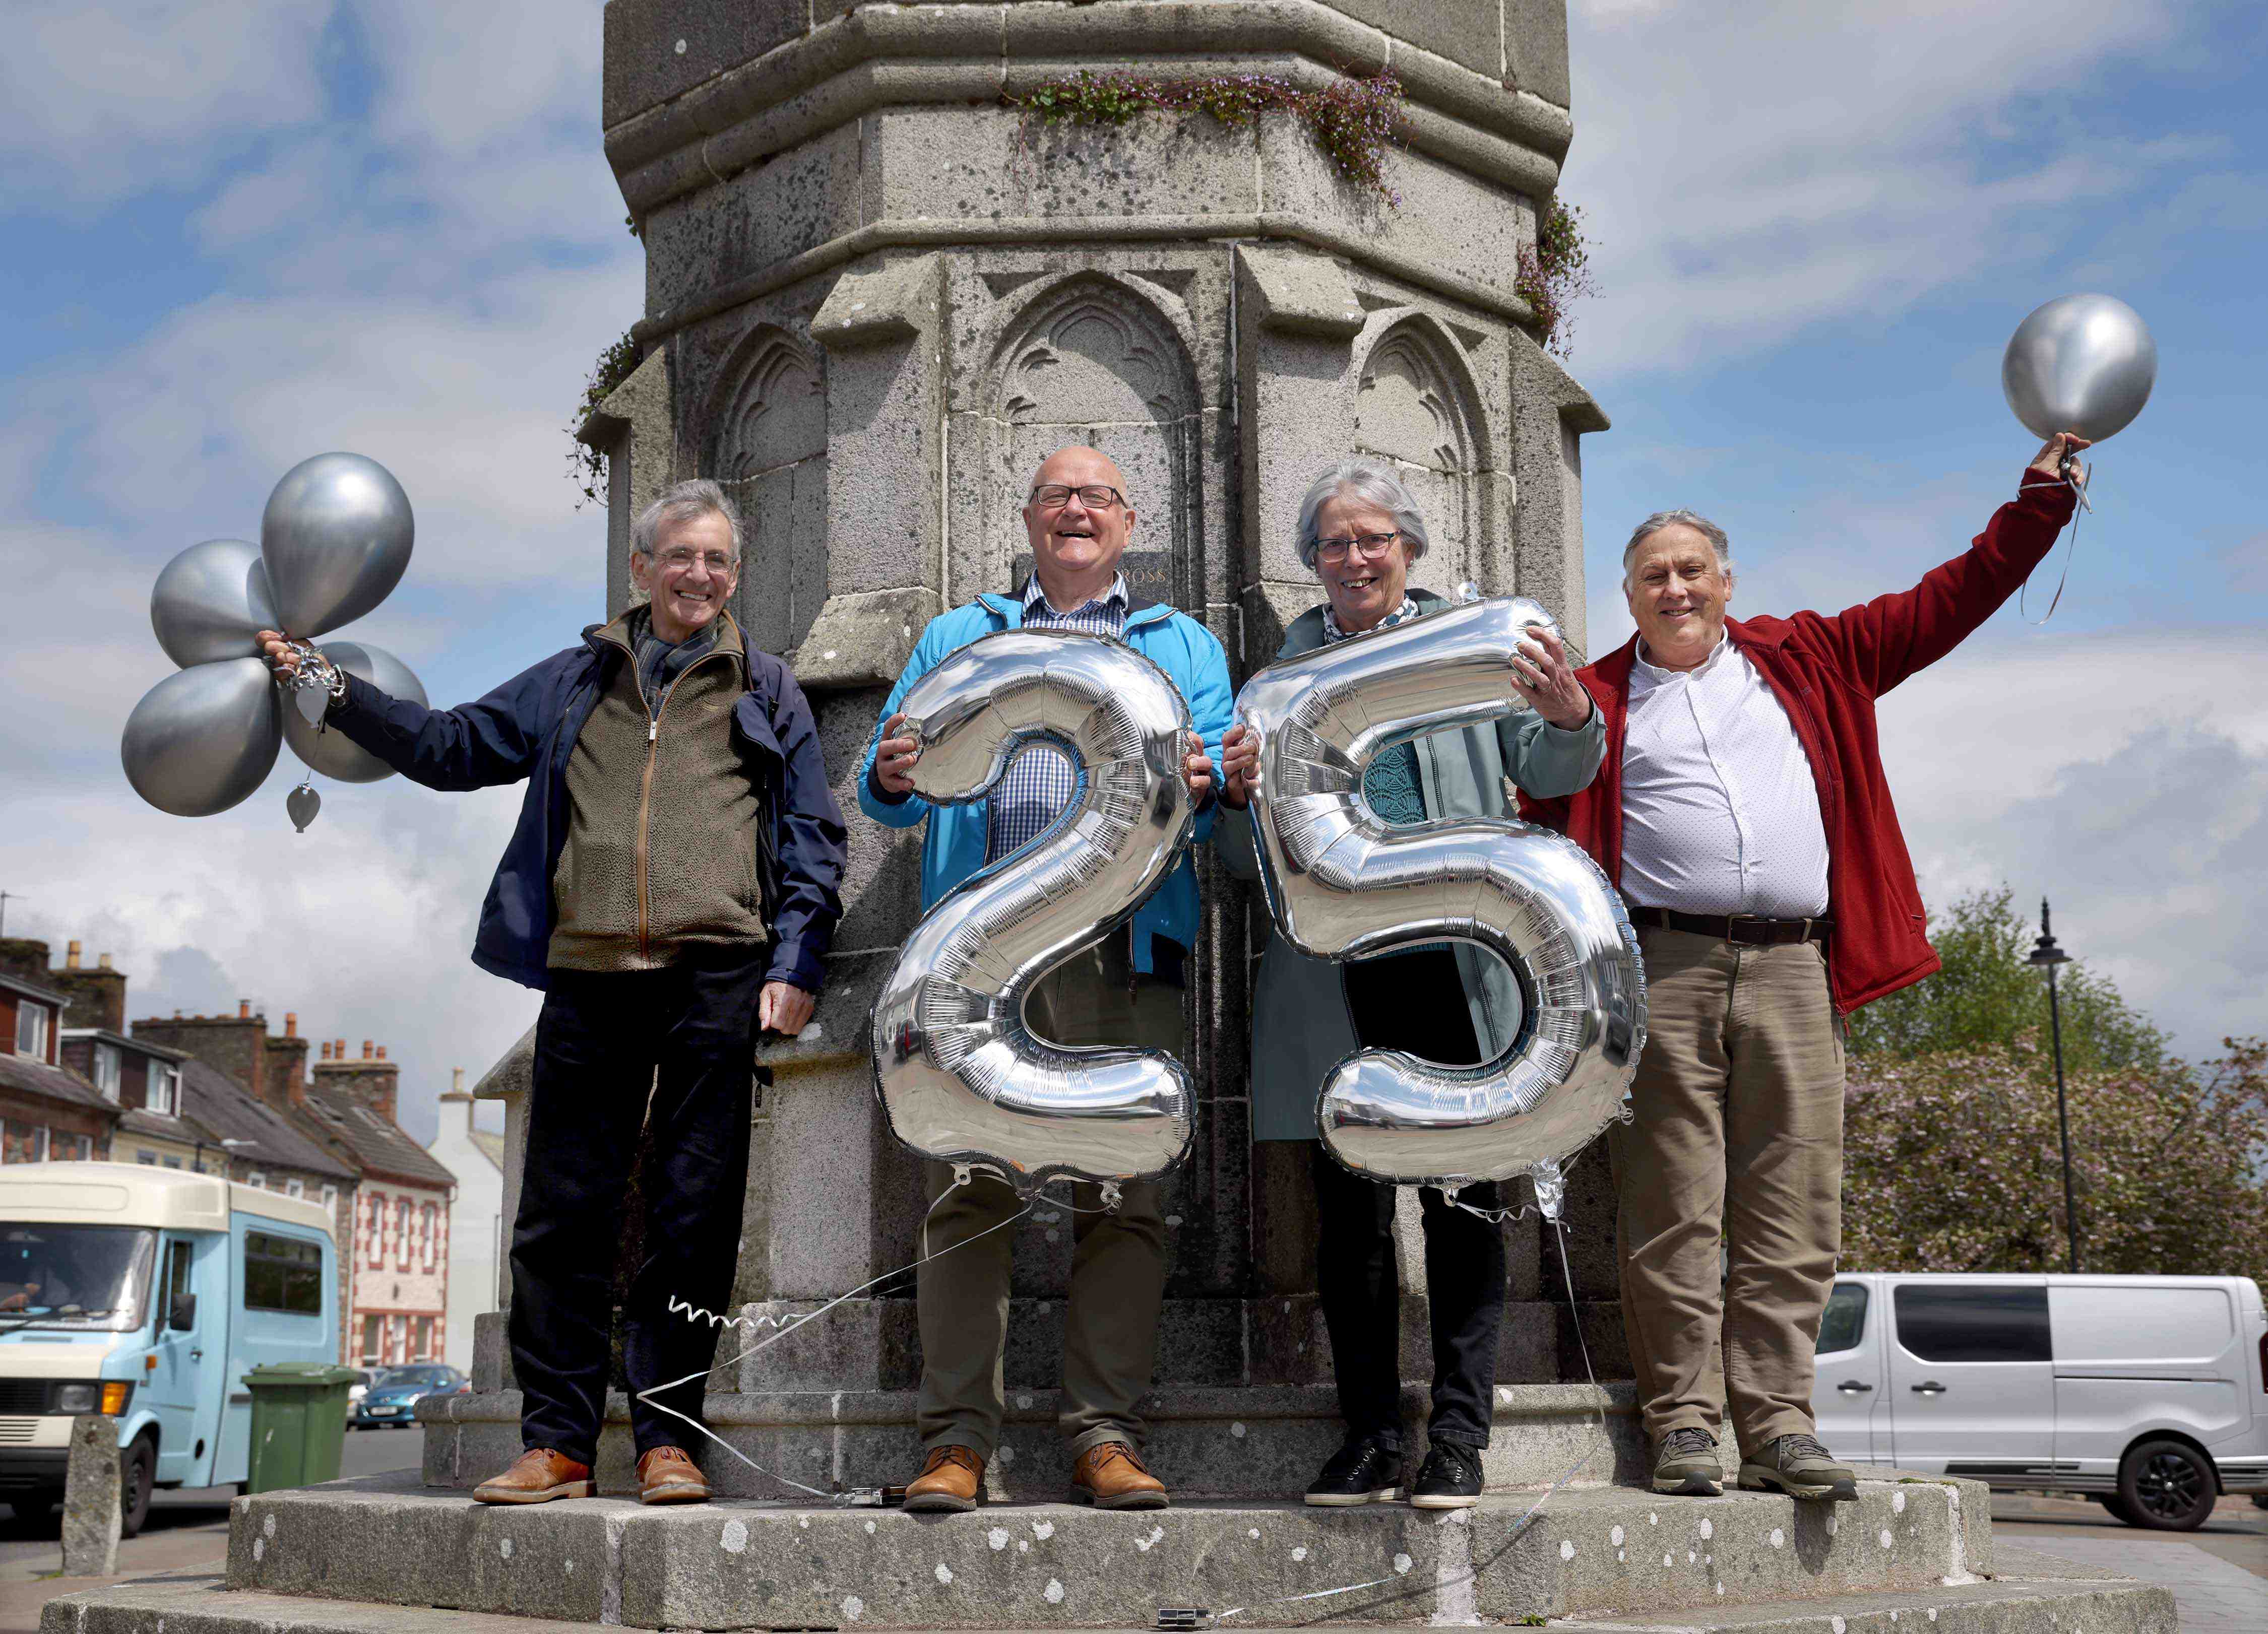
[2018,464,2091,627]
[634,1171,1117,1502]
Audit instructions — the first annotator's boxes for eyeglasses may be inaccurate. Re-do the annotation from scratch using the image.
[1029,484,1126,511]
[1315,531,1402,564]
[652,547,736,573]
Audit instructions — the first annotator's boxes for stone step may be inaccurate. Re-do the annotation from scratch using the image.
[213,1470,1993,1630]
[40,1550,2170,1634]
[417,1382,1663,1499]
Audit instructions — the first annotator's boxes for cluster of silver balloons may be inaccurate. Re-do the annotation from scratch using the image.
[872,628,1199,1198]
[122,453,425,825]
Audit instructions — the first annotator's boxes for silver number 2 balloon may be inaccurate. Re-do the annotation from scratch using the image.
[1234,597,1647,1207]
[871,628,1199,1197]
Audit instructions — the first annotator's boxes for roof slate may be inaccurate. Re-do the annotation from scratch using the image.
[301,1085,457,1189]
[176,1061,355,1181]
[469,1129,507,1171]
[0,1052,118,1114]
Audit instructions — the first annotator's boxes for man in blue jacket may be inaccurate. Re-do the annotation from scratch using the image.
[860,445,1231,1513]
[261,480,845,1508]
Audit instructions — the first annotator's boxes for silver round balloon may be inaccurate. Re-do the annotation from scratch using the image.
[261,452,414,637]
[282,639,426,782]
[1234,596,1647,1195]
[150,538,278,668]
[120,659,283,818]
[2002,294,2157,443]
[872,628,1199,1196]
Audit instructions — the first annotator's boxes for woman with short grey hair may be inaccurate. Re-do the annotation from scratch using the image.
[1213,456,1606,1509]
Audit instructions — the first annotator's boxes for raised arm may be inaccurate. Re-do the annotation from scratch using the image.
[1801,435,2086,698]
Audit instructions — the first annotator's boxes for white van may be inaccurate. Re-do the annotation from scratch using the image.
[1813,1271,2268,1530]
[0,1163,337,1535]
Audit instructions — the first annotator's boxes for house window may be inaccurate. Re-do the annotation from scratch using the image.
[136,1151,156,1165]
[13,1002,50,1063]
[283,1178,303,1200]
[246,1171,266,1190]
[365,1193,385,1270]
[395,1198,411,1270]
[414,1315,433,1359]
[92,1044,121,1099]
[48,1131,91,1162]
[421,1202,438,1269]
[2,1122,45,1164]
[321,1185,337,1216]
[361,1314,382,1366]
[147,1064,178,1116]
[162,1155,182,1169]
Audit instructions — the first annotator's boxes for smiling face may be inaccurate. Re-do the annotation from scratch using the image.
[1023,446,1135,599]
[1312,491,1413,633]
[1624,522,1733,671]
[631,508,739,643]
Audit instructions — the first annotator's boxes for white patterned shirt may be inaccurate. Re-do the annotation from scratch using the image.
[985,574,1130,863]
[1620,633,1830,918]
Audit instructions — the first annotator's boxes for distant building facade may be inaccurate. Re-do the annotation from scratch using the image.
[0,940,122,1163]
[425,1070,505,1372]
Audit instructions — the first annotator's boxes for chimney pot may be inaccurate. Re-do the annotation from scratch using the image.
[452,1067,465,1092]
[173,1010,182,1019]
[335,1038,345,1058]
[66,941,81,969]
[320,1041,331,1060]
[97,953,112,970]
[361,1040,373,1060]
[375,1044,387,1061]
[284,1013,297,1038]
[238,1000,250,1019]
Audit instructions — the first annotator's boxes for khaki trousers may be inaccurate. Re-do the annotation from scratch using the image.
[916,938,1179,1461]
[1612,927,1845,1455]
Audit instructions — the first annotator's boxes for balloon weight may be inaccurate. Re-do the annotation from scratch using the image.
[2002,294,2157,443]
[120,659,282,817]
[282,639,426,782]
[286,781,322,833]
[260,452,413,636]
[150,538,277,668]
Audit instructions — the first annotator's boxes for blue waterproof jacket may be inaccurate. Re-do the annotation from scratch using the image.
[326,620,847,994]
[856,590,1234,975]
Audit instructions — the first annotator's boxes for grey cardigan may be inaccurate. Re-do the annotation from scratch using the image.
[1214,590,1608,1142]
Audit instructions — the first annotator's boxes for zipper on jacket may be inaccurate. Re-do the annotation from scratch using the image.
[635,648,733,964]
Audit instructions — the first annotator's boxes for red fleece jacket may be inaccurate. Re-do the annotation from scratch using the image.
[1520,468,2078,1014]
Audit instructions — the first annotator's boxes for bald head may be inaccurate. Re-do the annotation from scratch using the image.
[1023,443,1137,609]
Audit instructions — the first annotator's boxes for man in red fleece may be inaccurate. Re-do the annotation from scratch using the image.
[1522,433,2087,1504]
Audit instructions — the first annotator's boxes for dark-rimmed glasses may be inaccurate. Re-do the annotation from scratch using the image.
[1315,531,1401,564]
[1029,484,1126,511]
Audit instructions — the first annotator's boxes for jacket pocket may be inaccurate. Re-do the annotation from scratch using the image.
[732,694,785,926]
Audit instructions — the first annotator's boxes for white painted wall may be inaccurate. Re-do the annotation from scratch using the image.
[425,1092,503,1372]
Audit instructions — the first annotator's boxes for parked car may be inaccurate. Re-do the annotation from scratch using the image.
[1813,1272,2268,1531]
[0,1163,336,1536]
[352,1363,466,1429]
[344,1367,373,1408]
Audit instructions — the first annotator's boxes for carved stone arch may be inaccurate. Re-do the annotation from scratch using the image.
[705,321,829,653]
[973,272,1204,609]
[1347,310,1494,590]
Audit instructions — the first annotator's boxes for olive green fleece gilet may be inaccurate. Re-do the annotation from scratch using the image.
[546,613,768,972]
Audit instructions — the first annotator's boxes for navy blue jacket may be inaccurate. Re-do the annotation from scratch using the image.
[326,622,847,994]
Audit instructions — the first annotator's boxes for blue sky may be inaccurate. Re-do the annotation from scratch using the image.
[2,2,2262,1145]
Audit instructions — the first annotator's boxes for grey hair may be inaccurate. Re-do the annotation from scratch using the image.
[1294,459,1431,572]
[631,479,743,564]
[1621,508,1732,586]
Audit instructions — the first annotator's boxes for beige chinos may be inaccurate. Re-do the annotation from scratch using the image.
[1612,926,1846,1455]
[915,937,1179,1461]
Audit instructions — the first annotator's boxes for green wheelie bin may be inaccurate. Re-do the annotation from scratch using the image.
[243,1363,360,1493]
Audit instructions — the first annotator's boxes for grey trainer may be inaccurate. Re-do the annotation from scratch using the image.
[1739,1433,1859,1501]
[1652,1426,1722,1496]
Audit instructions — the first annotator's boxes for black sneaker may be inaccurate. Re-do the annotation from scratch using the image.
[1305,1436,1401,1507]
[1410,1441,1484,1510]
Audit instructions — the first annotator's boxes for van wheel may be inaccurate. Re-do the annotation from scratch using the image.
[2088,1492,2137,1523]
[118,1437,157,1539]
[2117,1440,2215,1531]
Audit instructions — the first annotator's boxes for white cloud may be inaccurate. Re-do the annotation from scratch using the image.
[1560,1,2228,378]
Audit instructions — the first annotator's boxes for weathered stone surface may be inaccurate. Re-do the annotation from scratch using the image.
[578,346,677,622]
[60,1414,120,1578]
[220,1470,2011,1630]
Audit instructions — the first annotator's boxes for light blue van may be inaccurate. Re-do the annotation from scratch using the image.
[0,1162,337,1534]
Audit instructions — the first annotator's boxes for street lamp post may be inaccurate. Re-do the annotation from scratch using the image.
[2027,897,2080,1274]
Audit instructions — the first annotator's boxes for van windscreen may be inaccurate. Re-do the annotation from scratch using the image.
[0,1225,158,1333]
[1894,1283,2050,1363]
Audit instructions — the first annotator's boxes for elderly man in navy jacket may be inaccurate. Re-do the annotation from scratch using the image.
[261,480,846,1508]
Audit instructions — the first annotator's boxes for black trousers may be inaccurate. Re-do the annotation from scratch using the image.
[1312,948,1507,1451]
[509,947,764,1464]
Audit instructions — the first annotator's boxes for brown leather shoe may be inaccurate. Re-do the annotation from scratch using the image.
[637,1446,711,1505]
[1072,1440,1168,1510]
[902,1445,984,1513]
[473,1448,592,1505]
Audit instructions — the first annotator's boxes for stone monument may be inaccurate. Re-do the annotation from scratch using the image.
[38,8,2177,1633]
[433,0,1626,1504]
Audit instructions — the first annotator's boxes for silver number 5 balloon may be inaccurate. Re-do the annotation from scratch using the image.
[1234,597,1647,1207]
[871,628,1199,1197]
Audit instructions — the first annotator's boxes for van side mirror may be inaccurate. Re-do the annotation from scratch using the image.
[168,1293,197,1332]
